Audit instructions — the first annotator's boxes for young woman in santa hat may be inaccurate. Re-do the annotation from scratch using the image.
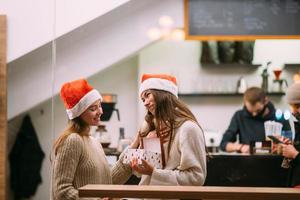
[113,73,207,186]
[51,79,126,199]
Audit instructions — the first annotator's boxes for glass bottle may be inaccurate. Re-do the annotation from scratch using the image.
[117,127,132,152]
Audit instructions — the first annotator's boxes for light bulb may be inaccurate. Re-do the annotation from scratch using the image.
[159,16,174,28]
[147,28,161,40]
[170,29,185,41]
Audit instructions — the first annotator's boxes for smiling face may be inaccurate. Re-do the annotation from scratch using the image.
[141,90,156,116]
[80,99,103,126]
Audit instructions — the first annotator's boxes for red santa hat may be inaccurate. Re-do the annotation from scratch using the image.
[139,73,178,97]
[60,79,102,119]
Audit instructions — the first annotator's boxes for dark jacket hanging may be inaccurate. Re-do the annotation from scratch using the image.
[9,114,45,199]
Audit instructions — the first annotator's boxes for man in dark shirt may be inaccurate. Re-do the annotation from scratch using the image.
[220,87,291,153]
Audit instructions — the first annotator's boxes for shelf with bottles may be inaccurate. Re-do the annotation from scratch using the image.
[284,64,300,68]
[201,63,261,68]
[178,92,285,97]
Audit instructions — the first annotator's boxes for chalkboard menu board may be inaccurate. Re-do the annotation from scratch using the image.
[184,0,300,40]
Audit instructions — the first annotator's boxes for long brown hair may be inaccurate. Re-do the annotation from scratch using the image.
[52,117,89,157]
[144,89,205,155]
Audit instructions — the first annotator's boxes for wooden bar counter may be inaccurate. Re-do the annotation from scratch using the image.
[79,184,300,200]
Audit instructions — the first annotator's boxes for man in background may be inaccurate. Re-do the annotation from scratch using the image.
[220,87,291,153]
[281,82,300,187]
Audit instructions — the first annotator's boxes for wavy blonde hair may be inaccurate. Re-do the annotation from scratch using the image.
[52,117,89,158]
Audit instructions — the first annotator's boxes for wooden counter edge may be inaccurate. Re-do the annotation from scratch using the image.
[79,185,300,200]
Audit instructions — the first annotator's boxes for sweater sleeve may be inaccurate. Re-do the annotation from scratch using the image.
[220,112,239,151]
[52,134,83,200]
[111,147,133,184]
[149,122,207,186]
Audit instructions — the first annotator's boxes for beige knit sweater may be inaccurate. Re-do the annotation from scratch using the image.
[112,120,207,186]
[51,133,112,200]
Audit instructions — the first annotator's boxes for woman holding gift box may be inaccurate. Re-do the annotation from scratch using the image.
[112,73,207,186]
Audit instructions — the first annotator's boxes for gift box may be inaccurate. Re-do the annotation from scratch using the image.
[123,137,163,169]
[123,148,162,169]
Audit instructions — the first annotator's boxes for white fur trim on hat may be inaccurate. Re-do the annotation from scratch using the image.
[66,89,102,120]
[139,78,178,97]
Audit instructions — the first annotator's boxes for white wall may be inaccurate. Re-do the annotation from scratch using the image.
[8,56,138,200]
[253,40,300,65]
[1,0,130,62]
[7,0,183,120]
[88,56,139,146]
[139,40,300,143]
[55,0,130,37]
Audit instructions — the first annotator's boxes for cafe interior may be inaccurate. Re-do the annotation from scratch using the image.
[1,0,300,199]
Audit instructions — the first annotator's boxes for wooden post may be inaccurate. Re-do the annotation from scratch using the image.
[0,15,7,200]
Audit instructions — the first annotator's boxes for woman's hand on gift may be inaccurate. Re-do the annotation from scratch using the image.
[130,158,154,176]
[146,130,157,138]
[130,132,141,149]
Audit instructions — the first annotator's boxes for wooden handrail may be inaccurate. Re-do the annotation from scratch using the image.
[79,185,300,200]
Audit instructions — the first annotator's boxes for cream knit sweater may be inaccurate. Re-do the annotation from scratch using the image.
[51,133,112,200]
[112,120,207,186]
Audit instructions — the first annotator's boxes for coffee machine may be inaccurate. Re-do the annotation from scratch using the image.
[94,94,119,148]
[272,68,288,92]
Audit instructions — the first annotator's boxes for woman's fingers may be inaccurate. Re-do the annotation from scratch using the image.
[160,125,171,133]
[130,158,137,168]
[147,131,157,138]
[159,126,171,138]
[130,158,153,175]
[282,137,292,144]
